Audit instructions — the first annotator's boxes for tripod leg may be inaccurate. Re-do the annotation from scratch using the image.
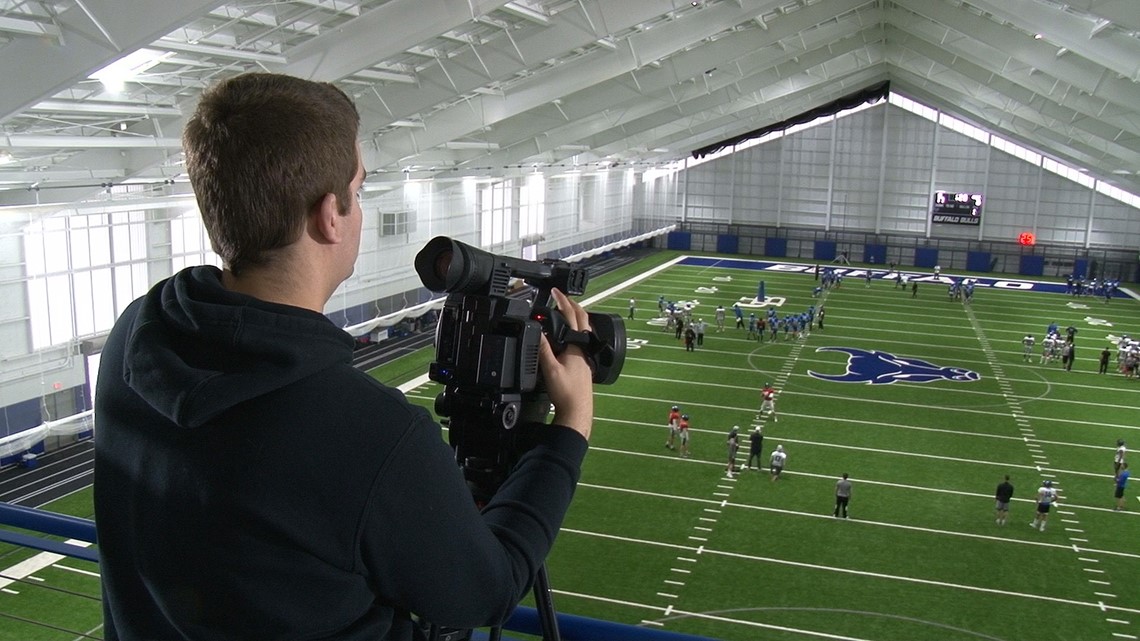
[533,563,562,641]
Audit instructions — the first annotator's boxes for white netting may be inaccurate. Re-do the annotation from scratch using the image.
[0,409,93,458]
[342,298,446,338]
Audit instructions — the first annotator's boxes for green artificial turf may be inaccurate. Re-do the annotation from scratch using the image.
[3,251,1137,641]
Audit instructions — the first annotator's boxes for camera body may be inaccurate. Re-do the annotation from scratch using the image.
[415,236,625,502]
[416,236,624,425]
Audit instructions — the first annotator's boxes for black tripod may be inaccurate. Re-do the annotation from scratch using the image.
[427,390,563,641]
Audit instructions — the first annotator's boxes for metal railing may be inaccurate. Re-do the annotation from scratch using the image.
[0,503,719,641]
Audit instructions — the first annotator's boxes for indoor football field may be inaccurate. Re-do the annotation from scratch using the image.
[2,249,1139,641]
[393,250,1140,641]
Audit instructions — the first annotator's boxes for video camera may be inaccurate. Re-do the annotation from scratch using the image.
[415,236,625,500]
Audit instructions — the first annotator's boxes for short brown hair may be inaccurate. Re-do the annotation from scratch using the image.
[183,73,360,274]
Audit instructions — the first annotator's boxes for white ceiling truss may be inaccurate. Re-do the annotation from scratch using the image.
[0,0,1138,209]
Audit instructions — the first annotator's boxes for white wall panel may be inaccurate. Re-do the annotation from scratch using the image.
[732,141,782,225]
[671,102,1140,250]
[1090,197,1140,248]
[780,122,832,228]
[832,110,884,232]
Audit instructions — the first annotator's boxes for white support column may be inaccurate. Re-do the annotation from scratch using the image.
[978,142,992,242]
[1032,163,1043,238]
[681,158,690,225]
[925,118,940,240]
[875,104,889,235]
[826,117,837,232]
[729,146,737,225]
[776,138,785,229]
[1085,188,1096,250]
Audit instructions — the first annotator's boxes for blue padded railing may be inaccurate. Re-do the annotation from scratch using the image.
[0,503,719,641]
[0,502,99,563]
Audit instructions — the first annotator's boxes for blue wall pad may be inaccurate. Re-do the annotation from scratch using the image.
[716,235,739,254]
[813,240,837,261]
[667,231,691,250]
[765,237,787,257]
[0,397,41,434]
[863,244,887,265]
[914,247,939,268]
[1019,254,1045,276]
[665,229,688,249]
[966,251,992,272]
[1072,258,1089,279]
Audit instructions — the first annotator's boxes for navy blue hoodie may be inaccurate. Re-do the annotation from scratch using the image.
[94,266,587,640]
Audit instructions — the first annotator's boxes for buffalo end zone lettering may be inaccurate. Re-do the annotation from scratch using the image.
[674,257,1122,297]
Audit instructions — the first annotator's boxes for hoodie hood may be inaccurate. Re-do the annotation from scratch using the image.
[122,266,354,428]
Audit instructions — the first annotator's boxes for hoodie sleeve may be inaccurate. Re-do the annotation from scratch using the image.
[358,410,587,628]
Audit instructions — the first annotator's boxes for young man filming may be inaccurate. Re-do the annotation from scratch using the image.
[94,73,596,641]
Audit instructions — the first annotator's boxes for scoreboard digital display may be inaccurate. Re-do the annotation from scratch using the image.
[931,191,983,225]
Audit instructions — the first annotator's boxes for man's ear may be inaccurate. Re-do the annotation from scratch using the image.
[311,192,343,244]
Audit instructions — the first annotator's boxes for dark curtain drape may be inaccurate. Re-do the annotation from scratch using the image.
[690,80,890,160]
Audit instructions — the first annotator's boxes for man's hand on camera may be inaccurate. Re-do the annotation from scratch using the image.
[538,288,594,440]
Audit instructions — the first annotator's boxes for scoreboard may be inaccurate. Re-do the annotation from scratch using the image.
[931,191,982,225]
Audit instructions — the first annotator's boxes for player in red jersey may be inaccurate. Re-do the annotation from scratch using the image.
[678,414,691,458]
[665,405,681,450]
[758,383,778,423]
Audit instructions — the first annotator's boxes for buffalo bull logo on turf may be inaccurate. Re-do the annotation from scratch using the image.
[808,347,981,385]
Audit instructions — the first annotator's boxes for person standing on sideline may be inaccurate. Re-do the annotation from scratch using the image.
[864,270,872,287]
[628,297,636,320]
[733,303,745,329]
[1061,340,1075,371]
[1100,346,1111,374]
[994,475,1014,525]
[93,73,596,640]
[1115,439,1128,477]
[725,426,740,477]
[911,280,918,298]
[745,425,764,470]
[695,318,707,346]
[684,325,696,352]
[1115,463,1130,511]
[769,445,787,482]
[834,473,852,518]
[1030,480,1058,531]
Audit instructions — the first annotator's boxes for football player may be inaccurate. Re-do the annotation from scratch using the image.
[678,414,691,458]
[665,405,681,450]
[759,384,778,422]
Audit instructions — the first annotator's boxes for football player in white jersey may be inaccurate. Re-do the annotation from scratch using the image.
[769,445,787,482]
[1030,480,1058,531]
[1040,334,1056,364]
